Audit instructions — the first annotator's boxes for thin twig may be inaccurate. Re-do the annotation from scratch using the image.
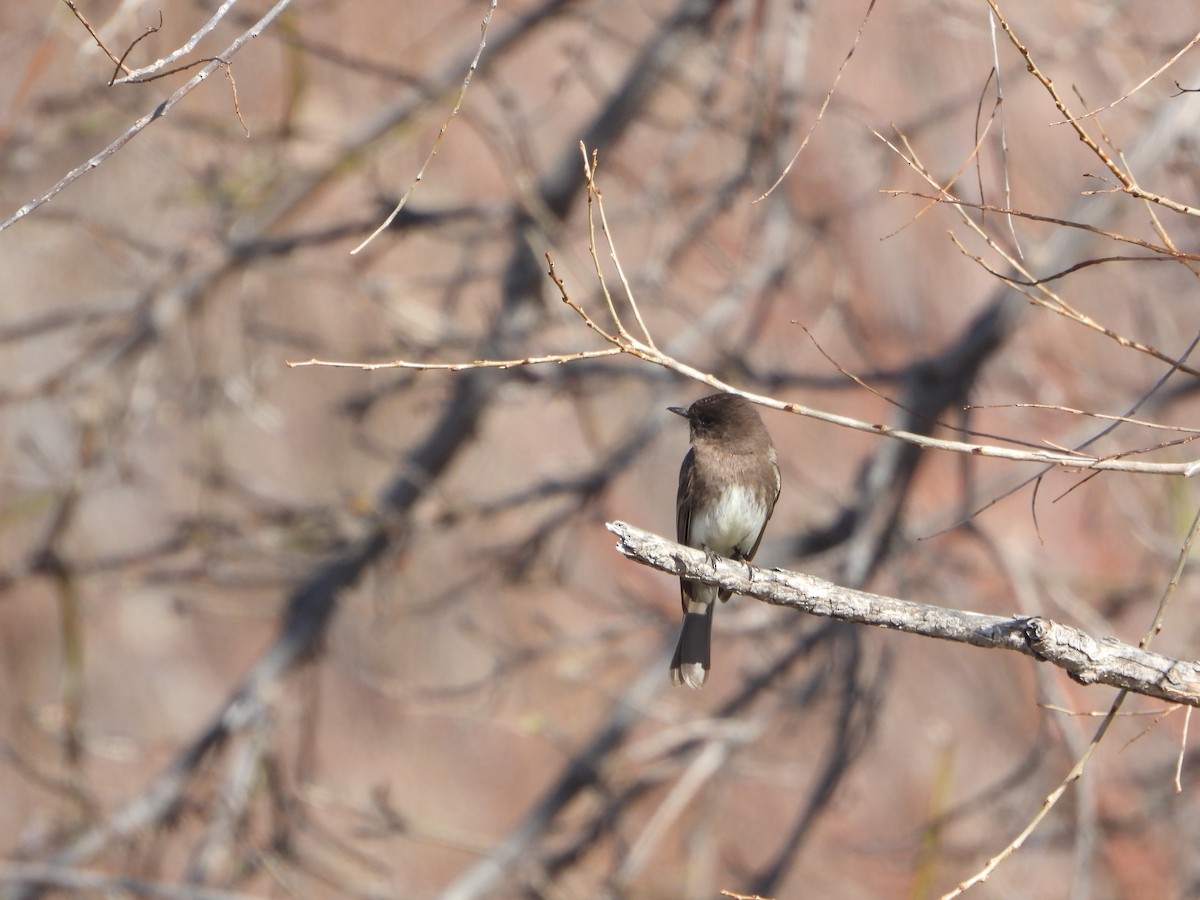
[1053,27,1200,126]
[61,0,124,70]
[108,11,163,86]
[285,348,622,371]
[971,404,1200,434]
[352,0,498,254]
[756,0,877,201]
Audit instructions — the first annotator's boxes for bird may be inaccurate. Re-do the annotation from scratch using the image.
[668,393,781,689]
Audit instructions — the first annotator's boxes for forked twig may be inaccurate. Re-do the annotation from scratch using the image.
[986,0,1200,217]
[114,0,242,84]
[61,0,126,71]
[579,144,657,349]
[108,11,163,85]
[1053,27,1200,126]
[877,129,1200,379]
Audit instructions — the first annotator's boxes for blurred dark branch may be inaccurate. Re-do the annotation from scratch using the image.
[228,204,505,261]
[0,862,254,900]
[231,0,578,244]
[537,0,727,219]
[13,352,492,898]
[431,7,744,893]
[11,3,735,894]
[835,296,1021,584]
[461,611,862,894]
[600,624,870,892]
[440,659,668,900]
[609,521,1200,707]
[749,629,882,895]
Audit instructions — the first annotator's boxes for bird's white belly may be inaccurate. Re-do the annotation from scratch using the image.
[689,484,765,557]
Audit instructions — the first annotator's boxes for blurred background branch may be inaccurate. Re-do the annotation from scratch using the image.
[4,1,1200,898]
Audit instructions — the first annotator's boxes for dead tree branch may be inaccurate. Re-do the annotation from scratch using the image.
[607,521,1200,707]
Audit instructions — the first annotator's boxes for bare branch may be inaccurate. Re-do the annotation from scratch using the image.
[1,0,294,233]
[284,348,622,371]
[607,521,1200,708]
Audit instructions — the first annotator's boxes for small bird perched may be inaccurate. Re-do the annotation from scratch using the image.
[669,393,781,689]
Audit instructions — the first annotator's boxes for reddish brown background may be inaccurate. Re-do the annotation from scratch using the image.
[3,2,1200,897]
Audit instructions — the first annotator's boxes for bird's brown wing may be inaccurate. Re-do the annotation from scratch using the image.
[676,448,697,612]
[676,448,696,544]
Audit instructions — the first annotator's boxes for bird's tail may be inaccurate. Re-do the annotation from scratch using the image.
[670,602,714,689]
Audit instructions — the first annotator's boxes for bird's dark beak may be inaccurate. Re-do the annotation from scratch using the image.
[667,406,689,419]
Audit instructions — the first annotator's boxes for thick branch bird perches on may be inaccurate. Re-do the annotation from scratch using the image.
[607,521,1200,707]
